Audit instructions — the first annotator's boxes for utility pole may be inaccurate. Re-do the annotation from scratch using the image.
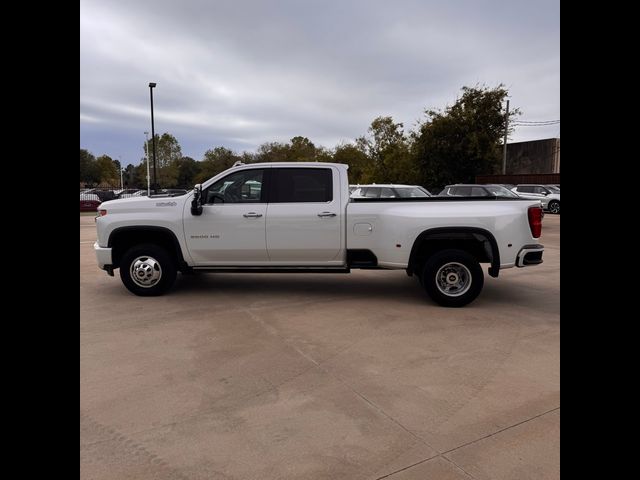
[149,82,158,193]
[502,100,509,175]
[119,156,123,190]
[144,131,151,196]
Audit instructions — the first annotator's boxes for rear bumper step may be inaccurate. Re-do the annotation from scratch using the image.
[516,244,544,267]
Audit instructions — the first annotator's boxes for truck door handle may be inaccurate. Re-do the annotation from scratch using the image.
[317,212,337,217]
[243,212,263,218]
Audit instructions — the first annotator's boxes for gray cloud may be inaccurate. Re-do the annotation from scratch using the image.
[80,0,559,166]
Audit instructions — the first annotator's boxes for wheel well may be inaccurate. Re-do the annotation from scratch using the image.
[109,227,187,270]
[408,228,500,278]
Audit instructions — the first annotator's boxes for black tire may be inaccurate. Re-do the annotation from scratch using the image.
[421,249,484,307]
[119,243,177,296]
[548,200,560,214]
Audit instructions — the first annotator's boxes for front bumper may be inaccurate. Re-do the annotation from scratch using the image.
[94,242,113,275]
[516,244,544,267]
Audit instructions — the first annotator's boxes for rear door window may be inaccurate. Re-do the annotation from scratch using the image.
[270,168,333,203]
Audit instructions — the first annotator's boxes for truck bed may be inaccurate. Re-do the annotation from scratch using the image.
[346,197,540,269]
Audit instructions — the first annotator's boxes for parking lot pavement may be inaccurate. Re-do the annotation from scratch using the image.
[80,214,559,480]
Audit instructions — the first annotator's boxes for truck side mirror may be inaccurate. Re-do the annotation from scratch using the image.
[191,184,203,216]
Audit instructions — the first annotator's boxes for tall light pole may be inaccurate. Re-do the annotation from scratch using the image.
[119,156,123,190]
[144,131,151,196]
[502,99,509,175]
[149,82,158,193]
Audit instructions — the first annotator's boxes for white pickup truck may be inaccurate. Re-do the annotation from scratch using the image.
[94,162,544,307]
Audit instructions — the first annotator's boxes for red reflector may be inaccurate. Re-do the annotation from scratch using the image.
[98,209,107,216]
[528,206,542,238]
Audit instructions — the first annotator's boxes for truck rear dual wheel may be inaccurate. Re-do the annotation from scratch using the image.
[120,244,177,296]
[422,249,484,307]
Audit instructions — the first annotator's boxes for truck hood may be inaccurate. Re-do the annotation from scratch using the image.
[99,193,191,212]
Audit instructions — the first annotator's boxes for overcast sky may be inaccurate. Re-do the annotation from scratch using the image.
[80,0,559,167]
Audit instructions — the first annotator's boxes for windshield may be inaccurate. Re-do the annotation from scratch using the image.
[395,187,430,198]
[546,186,560,193]
[484,185,520,198]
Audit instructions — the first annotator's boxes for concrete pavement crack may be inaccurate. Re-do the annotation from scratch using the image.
[372,453,440,480]
[441,406,560,456]
[373,406,560,479]
[373,453,478,480]
[441,455,478,479]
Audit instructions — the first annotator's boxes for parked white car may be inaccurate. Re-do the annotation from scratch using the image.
[112,190,149,198]
[511,185,560,214]
[350,184,431,198]
[439,184,521,198]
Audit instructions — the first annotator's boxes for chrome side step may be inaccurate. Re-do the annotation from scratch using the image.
[192,266,351,274]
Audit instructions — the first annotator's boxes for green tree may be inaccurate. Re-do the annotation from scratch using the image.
[357,116,417,183]
[80,149,100,184]
[123,164,142,187]
[196,147,241,183]
[254,136,331,163]
[412,84,519,190]
[255,141,290,163]
[133,161,149,188]
[144,133,182,187]
[332,143,370,184]
[288,136,317,162]
[240,151,259,164]
[95,155,119,185]
[314,146,334,163]
[175,156,201,188]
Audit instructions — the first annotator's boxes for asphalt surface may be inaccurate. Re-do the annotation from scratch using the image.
[80,214,560,480]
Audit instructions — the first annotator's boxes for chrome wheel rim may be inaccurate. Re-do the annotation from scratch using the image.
[550,202,560,213]
[130,256,162,288]
[436,262,472,297]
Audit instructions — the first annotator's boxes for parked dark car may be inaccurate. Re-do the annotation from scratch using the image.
[91,190,117,201]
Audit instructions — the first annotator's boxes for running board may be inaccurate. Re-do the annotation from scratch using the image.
[192,266,351,274]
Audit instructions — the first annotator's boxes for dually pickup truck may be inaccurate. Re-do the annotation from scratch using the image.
[94,162,544,307]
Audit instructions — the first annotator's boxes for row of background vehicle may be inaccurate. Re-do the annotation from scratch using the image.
[81,183,559,214]
[510,184,560,213]
[348,183,559,214]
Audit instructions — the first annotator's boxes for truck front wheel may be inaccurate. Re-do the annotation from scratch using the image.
[120,244,177,296]
[422,249,484,307]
